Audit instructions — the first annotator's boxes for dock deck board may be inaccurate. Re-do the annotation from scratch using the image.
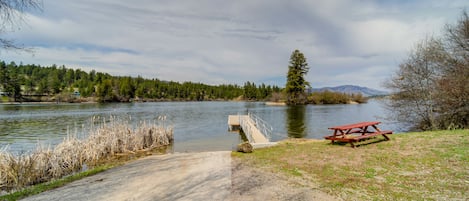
[228,115,243,126]
[228,115,269,143]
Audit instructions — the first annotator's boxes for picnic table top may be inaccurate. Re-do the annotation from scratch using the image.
[328,121,381,130]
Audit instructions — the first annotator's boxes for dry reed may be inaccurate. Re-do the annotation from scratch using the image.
[0,116,173,192]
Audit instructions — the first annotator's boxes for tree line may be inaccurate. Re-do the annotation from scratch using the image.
[0,61,281,102]
[0,60,365,105]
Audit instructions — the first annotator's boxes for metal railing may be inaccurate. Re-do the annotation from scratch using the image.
[239,115,254,143]
[239,112,273,143]
[248,112,273,141]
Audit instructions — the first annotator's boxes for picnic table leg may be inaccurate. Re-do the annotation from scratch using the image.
[372,125,381,131]
[362,126,368,135]
[372,125,390,140]
[383,134,390,141]
[331,130,336,143]
[350,141,356,148]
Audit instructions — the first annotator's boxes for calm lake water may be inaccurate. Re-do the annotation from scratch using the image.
[0,100,403,153]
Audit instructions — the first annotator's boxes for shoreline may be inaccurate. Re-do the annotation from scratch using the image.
[0,101,98,105]
[1,99,368,105]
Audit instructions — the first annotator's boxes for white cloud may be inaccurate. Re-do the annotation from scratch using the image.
[2,0,467,90]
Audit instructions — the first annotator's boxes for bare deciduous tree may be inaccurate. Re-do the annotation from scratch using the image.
[436,11,469,129]
[385,11,469,131]
[0,0,41,51]
[384,38,446,130]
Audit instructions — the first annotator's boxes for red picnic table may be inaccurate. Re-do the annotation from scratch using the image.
[324,121,393,148]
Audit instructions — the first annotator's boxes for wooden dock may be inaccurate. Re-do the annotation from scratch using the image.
[228,115,241,131]
[228,114,270,144]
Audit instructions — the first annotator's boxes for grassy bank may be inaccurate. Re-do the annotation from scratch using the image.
[234,130,468,200]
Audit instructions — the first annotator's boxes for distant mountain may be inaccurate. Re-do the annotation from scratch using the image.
[309,85,389,97]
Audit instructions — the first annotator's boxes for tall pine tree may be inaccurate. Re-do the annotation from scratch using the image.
[285,49,309,105]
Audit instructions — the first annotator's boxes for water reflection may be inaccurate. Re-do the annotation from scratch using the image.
[0,100,403,153]
[286,105,307,138]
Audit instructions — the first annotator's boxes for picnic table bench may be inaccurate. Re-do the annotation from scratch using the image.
[324,121,392,148]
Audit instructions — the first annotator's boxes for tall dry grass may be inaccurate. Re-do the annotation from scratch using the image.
[0,116,173,192]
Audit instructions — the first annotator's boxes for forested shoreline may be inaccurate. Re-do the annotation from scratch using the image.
[0,61,281,103]
[0,61,369,104]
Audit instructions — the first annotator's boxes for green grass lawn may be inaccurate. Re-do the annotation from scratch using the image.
[234,130,469,200]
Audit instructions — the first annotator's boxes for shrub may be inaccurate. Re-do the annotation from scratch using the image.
[308,91,366,104]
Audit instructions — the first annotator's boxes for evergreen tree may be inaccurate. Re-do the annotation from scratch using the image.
[0,61,7,90]
[118,77,135,101]
[285,49,309,105]
[243,81,256,100]
[0,62,22,101]
[7,66,22,101]
[97,79,114,102]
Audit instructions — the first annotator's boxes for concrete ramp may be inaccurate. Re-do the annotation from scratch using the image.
[23,152,232,201]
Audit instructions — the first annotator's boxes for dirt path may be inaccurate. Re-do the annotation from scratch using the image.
[230,158,337,201]
[22,151,337,201]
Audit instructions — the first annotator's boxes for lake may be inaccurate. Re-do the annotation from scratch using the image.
[0,100,403,153]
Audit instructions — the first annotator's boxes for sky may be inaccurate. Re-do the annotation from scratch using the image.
[1,0,468,90]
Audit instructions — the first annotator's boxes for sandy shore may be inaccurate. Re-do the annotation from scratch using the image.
[265,101,287,106]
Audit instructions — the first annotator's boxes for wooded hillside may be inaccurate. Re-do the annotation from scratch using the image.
[0,61,281,102]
